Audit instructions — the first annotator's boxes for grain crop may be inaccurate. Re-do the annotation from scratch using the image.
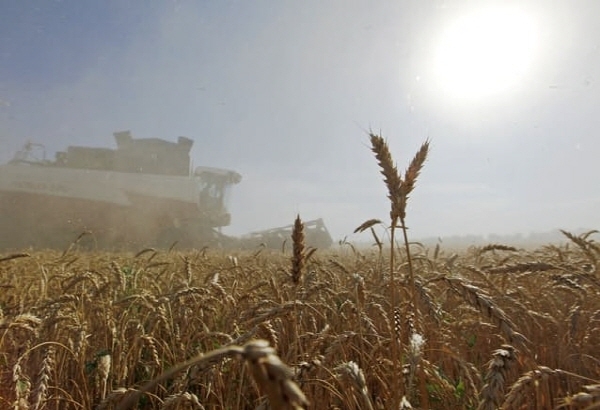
[0,134,598,409]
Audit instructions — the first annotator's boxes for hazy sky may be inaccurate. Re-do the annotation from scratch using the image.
[1,1,598,241]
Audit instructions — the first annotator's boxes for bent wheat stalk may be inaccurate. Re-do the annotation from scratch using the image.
[116,339,307,410]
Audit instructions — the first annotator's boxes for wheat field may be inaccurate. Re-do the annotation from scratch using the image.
[1,135,599,409]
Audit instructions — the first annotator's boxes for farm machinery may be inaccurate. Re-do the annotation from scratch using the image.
[0,131,333,250]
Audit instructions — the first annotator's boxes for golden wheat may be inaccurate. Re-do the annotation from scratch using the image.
[0,135,598,409]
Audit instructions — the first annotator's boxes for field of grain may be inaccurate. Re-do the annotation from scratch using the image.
[1,135,599,409]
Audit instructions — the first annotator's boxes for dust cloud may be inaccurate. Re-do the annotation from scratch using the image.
[0,1,598,249]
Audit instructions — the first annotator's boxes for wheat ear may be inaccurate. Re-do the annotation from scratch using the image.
[369,133,403,221]
[335,361,375,410]
[291,214,305,285]
[477,345,517,410]
[399,140,429,220]
[116,339,307,410]
[31,346,54,410]
[502,366,563,409]
[556,384,600,409]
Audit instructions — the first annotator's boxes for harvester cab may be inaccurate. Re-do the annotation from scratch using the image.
[193,166,242,228]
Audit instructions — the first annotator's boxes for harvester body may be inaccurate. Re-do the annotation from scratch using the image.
[0,131,241,249]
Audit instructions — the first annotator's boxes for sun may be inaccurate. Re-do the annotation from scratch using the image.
[433,7,537,101]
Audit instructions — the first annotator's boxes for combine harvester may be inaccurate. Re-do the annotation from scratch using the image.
[0,131,333,251]
[240,218,333,251]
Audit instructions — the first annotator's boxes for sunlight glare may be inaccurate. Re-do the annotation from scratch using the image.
[434,7,537,100]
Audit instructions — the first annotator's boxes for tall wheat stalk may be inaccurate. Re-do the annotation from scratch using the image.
[369,132,429,408]
[291,214,305,358]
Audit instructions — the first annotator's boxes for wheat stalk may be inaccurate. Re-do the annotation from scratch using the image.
[115,339,307,410]
[369,133,429,407]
